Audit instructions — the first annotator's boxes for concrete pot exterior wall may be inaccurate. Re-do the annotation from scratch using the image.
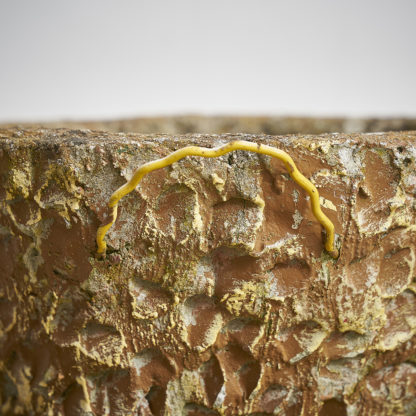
[1,128,416,415]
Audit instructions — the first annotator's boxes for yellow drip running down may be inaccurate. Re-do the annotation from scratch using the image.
[96,140,338,258]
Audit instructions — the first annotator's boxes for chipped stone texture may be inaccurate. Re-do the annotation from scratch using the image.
[1,128,416,415]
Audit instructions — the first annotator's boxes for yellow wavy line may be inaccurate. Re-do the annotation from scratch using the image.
[96,140,338,258]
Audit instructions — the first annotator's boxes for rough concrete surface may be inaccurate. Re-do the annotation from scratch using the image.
[1,128,416,415]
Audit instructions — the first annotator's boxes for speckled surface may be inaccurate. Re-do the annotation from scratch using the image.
[1,128,416,415]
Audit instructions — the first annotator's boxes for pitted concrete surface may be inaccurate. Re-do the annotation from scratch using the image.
[1,128,416,415]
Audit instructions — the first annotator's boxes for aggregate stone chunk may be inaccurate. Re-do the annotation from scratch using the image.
[1,128,416,415]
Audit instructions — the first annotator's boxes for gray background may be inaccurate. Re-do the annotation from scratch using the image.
[0,0,415,122]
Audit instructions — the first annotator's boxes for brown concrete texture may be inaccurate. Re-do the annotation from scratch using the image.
[1,128,416,415]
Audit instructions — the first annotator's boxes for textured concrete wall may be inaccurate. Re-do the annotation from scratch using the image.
[1,128,416,415]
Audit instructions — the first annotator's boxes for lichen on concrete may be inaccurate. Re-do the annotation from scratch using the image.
[1,128,416,415]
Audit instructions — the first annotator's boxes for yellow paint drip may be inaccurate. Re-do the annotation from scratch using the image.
[96,140,338,257]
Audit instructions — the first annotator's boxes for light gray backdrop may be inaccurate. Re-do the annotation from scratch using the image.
[0,0,415,122]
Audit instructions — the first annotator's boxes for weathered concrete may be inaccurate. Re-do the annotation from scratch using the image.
[1,128,416,415]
